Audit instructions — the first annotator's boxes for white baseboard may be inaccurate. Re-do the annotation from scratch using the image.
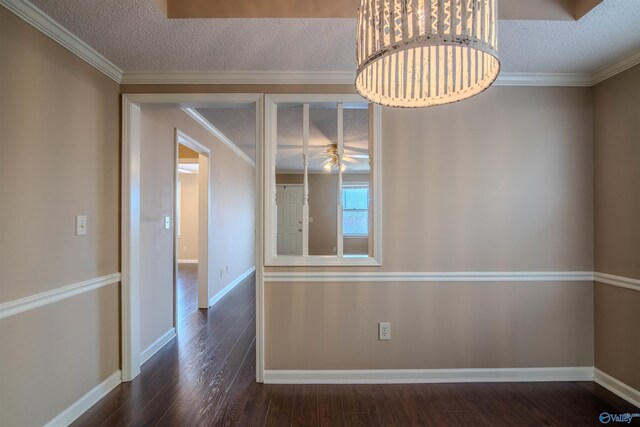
[140,327,176,366]
[178,259,198,264]
[209,266,256,308]
[263,367,595,384]
[595,369,640,409]
[44,370,121,427]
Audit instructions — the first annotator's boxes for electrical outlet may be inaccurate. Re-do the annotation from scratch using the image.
[164,216,171,230]
[76,215,87,236]
[379,322,391,340]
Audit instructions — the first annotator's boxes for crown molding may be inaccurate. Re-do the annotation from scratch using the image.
[1,0,123,83]
[495,72,593,87]
[120,70,356,85]
[182,108,256,167]
[5,0,639,87]
[121,70,597,87]
[591,49,640,86]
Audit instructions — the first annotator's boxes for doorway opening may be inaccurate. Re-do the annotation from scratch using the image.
[175,131,210,330]
[123,94,262,382]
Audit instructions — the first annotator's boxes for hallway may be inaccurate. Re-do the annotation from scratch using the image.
[74,265,258,425]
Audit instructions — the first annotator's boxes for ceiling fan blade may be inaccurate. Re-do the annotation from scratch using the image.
[343,145,369,154]
[343,157,360,164]
[347,154,369,159]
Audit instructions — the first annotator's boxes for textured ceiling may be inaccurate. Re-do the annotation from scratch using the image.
[197,108,257,161]
[27,0,640,74]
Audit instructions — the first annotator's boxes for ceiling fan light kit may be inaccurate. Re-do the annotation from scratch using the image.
[355,0,501,108]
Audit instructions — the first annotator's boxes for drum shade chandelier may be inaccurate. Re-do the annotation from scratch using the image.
[355,0,500,108]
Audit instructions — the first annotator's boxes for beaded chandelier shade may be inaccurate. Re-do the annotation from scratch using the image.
[355,0,500,108]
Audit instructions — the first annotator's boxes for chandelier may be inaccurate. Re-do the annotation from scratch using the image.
[355,0,500,108]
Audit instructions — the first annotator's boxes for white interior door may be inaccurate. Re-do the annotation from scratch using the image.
[276,185,303,255]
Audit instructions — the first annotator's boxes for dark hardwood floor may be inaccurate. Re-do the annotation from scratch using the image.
[74,264,639,426]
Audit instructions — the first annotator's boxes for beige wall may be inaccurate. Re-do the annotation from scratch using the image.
[140,107,255,351]
[266,281,594,369]
[178,172,199,261]
[266,86,595,369]
[593,64,640,390]
[0,7,120,426]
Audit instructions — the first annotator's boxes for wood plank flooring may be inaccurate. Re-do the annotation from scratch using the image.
[74,264,639,426]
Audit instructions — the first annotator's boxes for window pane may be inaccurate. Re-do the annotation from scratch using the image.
[343,211,368,235]
[342,187,369,210]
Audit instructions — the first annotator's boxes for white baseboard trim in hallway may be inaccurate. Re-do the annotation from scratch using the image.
[594,369,640,408]
[44,370,121,427]
[178,259,198,264]
[263,367,595,384]
[209,266,256,308]
[140,328,176,366]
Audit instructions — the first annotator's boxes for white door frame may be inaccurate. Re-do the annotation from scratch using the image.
[121,93,264,382]
[175,129,211,317]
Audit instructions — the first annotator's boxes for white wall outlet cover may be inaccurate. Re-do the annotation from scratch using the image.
[75,215,87,236]
[164,216,171,230]
[379,322,391,340]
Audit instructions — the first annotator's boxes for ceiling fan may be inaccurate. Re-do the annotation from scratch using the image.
[311,144,368,172]
[278,142,370,172]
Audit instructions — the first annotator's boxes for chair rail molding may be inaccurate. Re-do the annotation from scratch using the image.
[594,272,640,292]
[263,271,595,283]
[0,273,121,320]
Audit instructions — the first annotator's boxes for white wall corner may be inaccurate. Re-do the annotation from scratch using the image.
[43,370,121,427]
[594,369,640,409]
[140,327,176,366]
[209,266,256,308]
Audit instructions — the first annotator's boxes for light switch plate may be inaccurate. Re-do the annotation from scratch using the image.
[164,216,171,230]
[76,215,87,236]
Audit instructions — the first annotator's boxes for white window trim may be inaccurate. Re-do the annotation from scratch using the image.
[264,94,382,267]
